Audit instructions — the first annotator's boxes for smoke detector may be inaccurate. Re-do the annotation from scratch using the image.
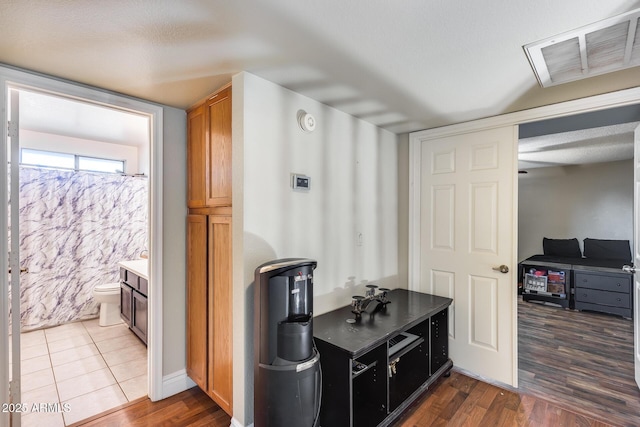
[524,8,640,87]
[297,110,316,132]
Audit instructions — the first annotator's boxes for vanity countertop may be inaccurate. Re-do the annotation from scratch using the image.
[119,259,148,279]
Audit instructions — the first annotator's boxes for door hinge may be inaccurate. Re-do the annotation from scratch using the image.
[7,121,18,139]
[9,379,20,398]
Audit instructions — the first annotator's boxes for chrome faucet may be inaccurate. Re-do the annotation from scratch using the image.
[351,285,391,317]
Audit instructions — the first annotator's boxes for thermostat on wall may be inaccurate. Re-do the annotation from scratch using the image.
[292,174,311,191]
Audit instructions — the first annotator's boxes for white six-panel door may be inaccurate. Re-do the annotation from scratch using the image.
[412,125,518,386]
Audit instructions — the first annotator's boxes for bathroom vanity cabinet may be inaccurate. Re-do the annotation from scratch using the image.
[120,265,148,345]
[313,289,452,427]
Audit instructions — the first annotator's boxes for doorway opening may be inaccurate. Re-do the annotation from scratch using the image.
[2,74,163,427]
[516,104,640,425]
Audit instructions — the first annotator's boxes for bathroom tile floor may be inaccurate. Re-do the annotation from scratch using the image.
[13,318,147,426]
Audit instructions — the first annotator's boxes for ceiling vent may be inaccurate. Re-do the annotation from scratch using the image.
[524,9,640,87]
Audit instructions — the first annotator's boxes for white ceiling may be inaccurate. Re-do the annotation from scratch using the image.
[18,90,150,148]
[2,1,640,135]
[518,122,639,170]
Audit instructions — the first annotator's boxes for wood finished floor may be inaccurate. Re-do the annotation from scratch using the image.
[71,387,231,427]
[394,371,613,427]
[73,297,640,427]
[75,370,614,427]
[517,297,640,427]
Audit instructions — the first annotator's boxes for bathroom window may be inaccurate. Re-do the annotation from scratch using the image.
[20,148,125,174]
[21,148,75,170]
[77,156,125,174]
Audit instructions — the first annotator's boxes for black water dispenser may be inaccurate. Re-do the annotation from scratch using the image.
[254,258,321,427]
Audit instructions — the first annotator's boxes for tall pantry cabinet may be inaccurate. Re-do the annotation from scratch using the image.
[186,85,233,416]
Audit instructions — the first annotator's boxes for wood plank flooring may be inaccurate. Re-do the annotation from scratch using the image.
[76,370,613,427]
[71,387,231,427]
[517,297,640,427]
[394,371,613,427]
[74,297,640,427]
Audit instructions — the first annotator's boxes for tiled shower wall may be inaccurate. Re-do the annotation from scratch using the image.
[14,167,148,331]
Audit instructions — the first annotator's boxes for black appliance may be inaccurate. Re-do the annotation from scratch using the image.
[254,258,321,427]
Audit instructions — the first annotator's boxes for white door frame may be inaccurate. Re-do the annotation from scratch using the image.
[409,86,640,387]
[634,124,640,389]
[8,88,23,427]
[0,65,165,416]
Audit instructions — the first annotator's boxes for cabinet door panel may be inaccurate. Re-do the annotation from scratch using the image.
[389,321,430,411]
[187,215,208,390]
[132,291,148,345]
[187,104,206,208]
[205,87,232,207]
[120,283,133,326]
[208,215,233,414]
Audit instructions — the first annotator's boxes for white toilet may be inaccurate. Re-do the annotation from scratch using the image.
[93,282,121,326]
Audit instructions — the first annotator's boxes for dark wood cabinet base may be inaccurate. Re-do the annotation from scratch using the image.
[120,267,148,345]
[313,289,453,427]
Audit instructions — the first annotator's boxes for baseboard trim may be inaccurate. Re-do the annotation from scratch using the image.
[161,369,197,399]
[230,418,253,427]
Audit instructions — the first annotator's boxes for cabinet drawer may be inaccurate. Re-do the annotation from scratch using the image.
[574,288,630,308]
[139,277,148,296]
[122,269,139,289]
[574,272,630,293]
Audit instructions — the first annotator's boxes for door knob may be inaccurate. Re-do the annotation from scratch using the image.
[622,265,636,274]
[492,265,509,274]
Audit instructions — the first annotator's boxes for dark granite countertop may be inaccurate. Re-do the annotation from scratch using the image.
[313,289,452,358]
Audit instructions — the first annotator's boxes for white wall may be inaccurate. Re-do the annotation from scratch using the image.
[160,106,187,376]
[518,159,633,261]
[397,133,410,288]
[232,72,399,425]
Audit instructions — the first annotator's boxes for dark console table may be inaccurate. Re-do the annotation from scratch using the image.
[313,289,453,427]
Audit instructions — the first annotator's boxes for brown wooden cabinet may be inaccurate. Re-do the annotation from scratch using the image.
[186,215,208,390]
[187,104,206,208]
[186,83,233,417]
[186,213,233,415]
[187,86,232,208]
[207,214,233,412]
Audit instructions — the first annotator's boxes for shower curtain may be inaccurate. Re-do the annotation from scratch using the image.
[14,166,148,330]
